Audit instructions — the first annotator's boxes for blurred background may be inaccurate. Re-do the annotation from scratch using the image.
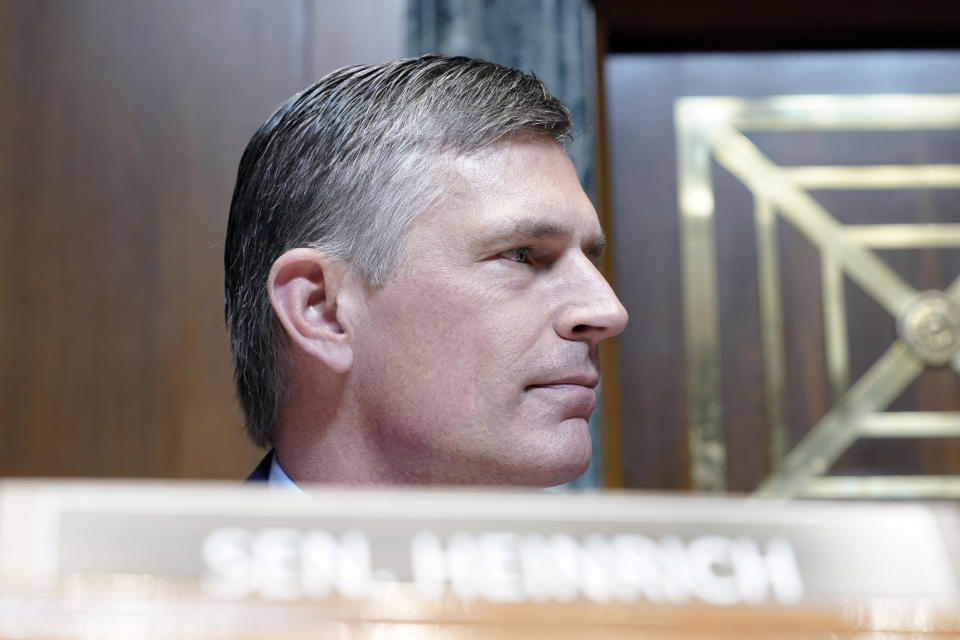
[2,0,959,497]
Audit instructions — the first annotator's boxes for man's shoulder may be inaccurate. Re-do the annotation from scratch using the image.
[245,450,274,483]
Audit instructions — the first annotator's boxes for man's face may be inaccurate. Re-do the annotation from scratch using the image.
[349,135,628,485]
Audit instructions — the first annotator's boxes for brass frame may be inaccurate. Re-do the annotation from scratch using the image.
[675,95,960,498]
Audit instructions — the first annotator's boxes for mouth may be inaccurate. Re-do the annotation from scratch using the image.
[525,378,598,417]
[525,374,599,390]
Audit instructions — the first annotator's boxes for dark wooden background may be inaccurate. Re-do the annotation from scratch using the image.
[0,0,404,479]
[604,52,960,492]
[4,0,960,490]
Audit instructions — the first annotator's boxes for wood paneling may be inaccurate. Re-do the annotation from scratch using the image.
[307,0,406,77]
[0,1,403,479]
[604,51,960,492]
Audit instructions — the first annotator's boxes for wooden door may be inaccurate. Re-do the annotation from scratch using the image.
[605,51,960,496]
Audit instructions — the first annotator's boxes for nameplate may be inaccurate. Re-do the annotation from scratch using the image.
[0,481,957,606]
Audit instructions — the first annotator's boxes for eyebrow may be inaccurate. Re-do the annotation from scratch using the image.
[486,219,607,260]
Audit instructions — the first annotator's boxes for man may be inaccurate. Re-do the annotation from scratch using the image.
[226,55,627,489]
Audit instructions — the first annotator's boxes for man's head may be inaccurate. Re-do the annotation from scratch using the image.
[225,55,627,485]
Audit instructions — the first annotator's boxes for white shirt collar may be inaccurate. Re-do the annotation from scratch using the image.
[268,454,309,497]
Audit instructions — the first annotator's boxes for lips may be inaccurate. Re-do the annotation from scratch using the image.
[525,375,598,417]
[525,373,599,390]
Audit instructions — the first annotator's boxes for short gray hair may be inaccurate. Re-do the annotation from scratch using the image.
[225,55,573,448]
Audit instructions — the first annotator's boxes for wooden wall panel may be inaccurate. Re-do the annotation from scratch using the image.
[605,51,960,492]
[0,1,403,479]
[307,0,406,76]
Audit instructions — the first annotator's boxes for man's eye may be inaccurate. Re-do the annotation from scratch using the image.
[500,247,531,264]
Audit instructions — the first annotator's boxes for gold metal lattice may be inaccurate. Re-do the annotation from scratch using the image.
[675,95,960,498]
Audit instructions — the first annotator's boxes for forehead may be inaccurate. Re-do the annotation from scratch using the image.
[415,136,602,245]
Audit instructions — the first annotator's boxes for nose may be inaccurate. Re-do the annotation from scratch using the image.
[555,257,629,344]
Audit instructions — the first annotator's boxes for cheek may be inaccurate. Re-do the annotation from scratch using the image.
[358,272,547,402]
[357,283,484,397]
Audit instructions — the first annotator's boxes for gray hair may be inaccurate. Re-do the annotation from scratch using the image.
[225,55,573,448]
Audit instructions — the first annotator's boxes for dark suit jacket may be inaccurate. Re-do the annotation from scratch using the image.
[246,450,274,483]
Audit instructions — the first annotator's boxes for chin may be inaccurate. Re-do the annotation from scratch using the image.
[544,451,593,486]
[511,429,593,487]
[508,462,590,488]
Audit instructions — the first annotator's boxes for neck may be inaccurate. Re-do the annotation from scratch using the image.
[272,367,410,484]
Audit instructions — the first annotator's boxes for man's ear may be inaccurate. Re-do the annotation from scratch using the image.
[267,248,355,374]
